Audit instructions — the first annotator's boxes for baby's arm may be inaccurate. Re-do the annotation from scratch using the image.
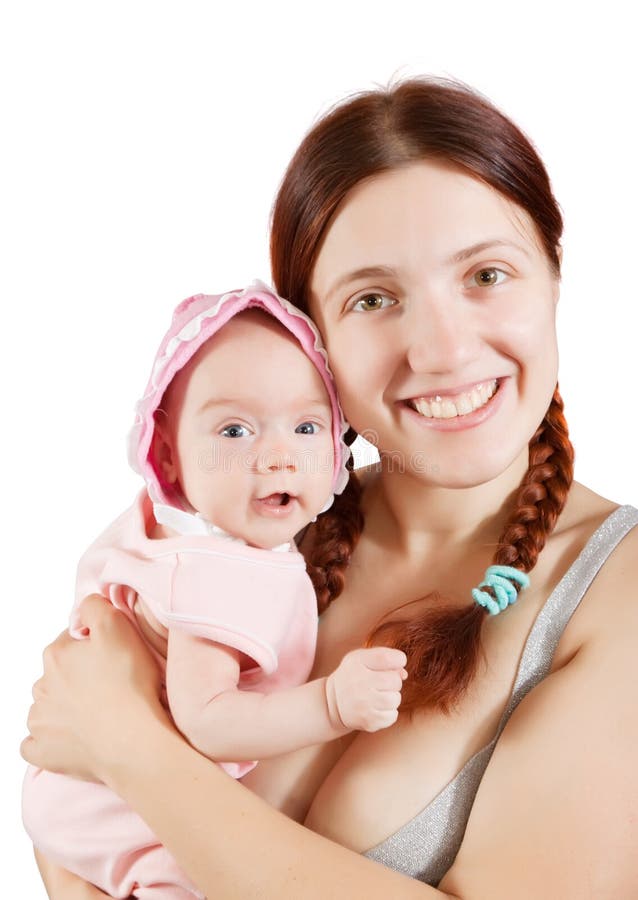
[166,629,406,761]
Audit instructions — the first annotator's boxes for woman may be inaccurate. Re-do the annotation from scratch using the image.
[22,78,638,898]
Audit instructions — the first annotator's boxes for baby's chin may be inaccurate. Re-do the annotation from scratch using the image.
[204,492,331,550]
[243,521,307,551]
[216,516,307,551]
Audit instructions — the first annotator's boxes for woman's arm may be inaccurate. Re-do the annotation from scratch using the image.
[166,629,406,760]
[100,716,452,899]
[21,597,453,900]
[441,640,638,898]
[98,592,638,900]
[24,587,637,899]
[34,849,109,899]
[440,530,638,899]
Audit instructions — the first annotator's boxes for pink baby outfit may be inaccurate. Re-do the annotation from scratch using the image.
[23,489,317,899]
[23,282,350,900]
[80,490,319,772]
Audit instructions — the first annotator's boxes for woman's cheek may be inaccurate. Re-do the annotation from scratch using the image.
[494,290,558,357]
[329,333,385,396]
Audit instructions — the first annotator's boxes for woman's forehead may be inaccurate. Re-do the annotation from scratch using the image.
[310,161,545,299]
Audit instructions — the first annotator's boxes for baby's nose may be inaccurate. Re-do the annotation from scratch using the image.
[257,444,297,472]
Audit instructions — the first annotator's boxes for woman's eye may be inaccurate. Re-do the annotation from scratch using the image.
[472,267,507,287]
[295,421,320,435]
[351,292,396,312]
[220,423,250,438]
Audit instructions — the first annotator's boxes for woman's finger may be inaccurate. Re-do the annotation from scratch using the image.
[42,629,75,668]
[20,734,36,765]
[75,593,118,631]
[21,597,172,781]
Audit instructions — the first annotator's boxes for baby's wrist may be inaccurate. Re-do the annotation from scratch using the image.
[323,673,349,735]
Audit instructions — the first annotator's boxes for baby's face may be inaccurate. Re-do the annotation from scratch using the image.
[159,311,335,548]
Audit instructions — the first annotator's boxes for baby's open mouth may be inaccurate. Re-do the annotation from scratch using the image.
[259,492,292,507]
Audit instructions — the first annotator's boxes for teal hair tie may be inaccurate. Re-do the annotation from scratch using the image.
[471,565,530,616]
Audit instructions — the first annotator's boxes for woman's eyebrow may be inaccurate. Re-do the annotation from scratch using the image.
[324,265,397,304]
[322,241,531,303]
[448,239,531,264]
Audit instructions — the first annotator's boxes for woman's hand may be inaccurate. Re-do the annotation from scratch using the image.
[34,849,109,898]
[21,594,170,783]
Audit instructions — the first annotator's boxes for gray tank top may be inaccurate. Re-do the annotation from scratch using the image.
[364,504,638,886]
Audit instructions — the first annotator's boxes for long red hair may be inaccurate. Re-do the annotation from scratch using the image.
[271,78,574,712]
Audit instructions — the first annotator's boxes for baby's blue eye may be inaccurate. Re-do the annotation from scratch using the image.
[221,424,250,438]
[351,293,396,312]
[295,422,319,435]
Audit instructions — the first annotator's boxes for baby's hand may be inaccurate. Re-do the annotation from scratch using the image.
[325,647,408,733]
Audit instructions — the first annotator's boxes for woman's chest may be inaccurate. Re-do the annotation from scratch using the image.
[244,554,536,845]
[244,655,512,853]
[246,516,595,850]
[303,609,533,852]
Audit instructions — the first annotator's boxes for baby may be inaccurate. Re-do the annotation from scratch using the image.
[23,282,406,900]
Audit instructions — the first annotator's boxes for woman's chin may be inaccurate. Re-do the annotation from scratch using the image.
[396,447,530,492]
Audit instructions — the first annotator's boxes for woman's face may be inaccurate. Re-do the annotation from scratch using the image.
[308,161,560,488]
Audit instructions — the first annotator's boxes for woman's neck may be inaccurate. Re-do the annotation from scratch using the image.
[370,448,529,553]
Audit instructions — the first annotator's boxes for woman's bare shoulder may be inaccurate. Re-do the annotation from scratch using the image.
[442,523,638,897]
[554,480,619,534]
[581,509,638,631]
[535,482,636,692]
[558,481,637,620]
[442,625,638,897]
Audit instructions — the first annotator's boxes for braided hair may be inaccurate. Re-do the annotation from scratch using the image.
[271,78,573,711]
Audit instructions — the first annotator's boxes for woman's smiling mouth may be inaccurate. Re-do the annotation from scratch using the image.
[401,378,508,432]
[408,379,499,419]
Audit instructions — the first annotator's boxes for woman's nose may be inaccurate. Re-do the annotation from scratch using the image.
[405,299,480,374]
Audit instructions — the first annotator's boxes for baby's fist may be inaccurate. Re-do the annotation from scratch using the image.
[325,647,407,733]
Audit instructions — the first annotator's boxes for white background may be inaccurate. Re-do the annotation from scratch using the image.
[2,1,636,895]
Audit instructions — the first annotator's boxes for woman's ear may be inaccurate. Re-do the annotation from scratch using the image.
[553,245,563,306]
[151,412,179,484]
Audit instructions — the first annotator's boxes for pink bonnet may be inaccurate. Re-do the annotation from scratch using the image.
[127,280,350,509]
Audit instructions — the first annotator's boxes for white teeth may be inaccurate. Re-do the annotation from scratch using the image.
[411,380,498,420]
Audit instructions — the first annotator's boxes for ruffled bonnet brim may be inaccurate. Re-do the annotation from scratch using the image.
[127,280,350,510]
